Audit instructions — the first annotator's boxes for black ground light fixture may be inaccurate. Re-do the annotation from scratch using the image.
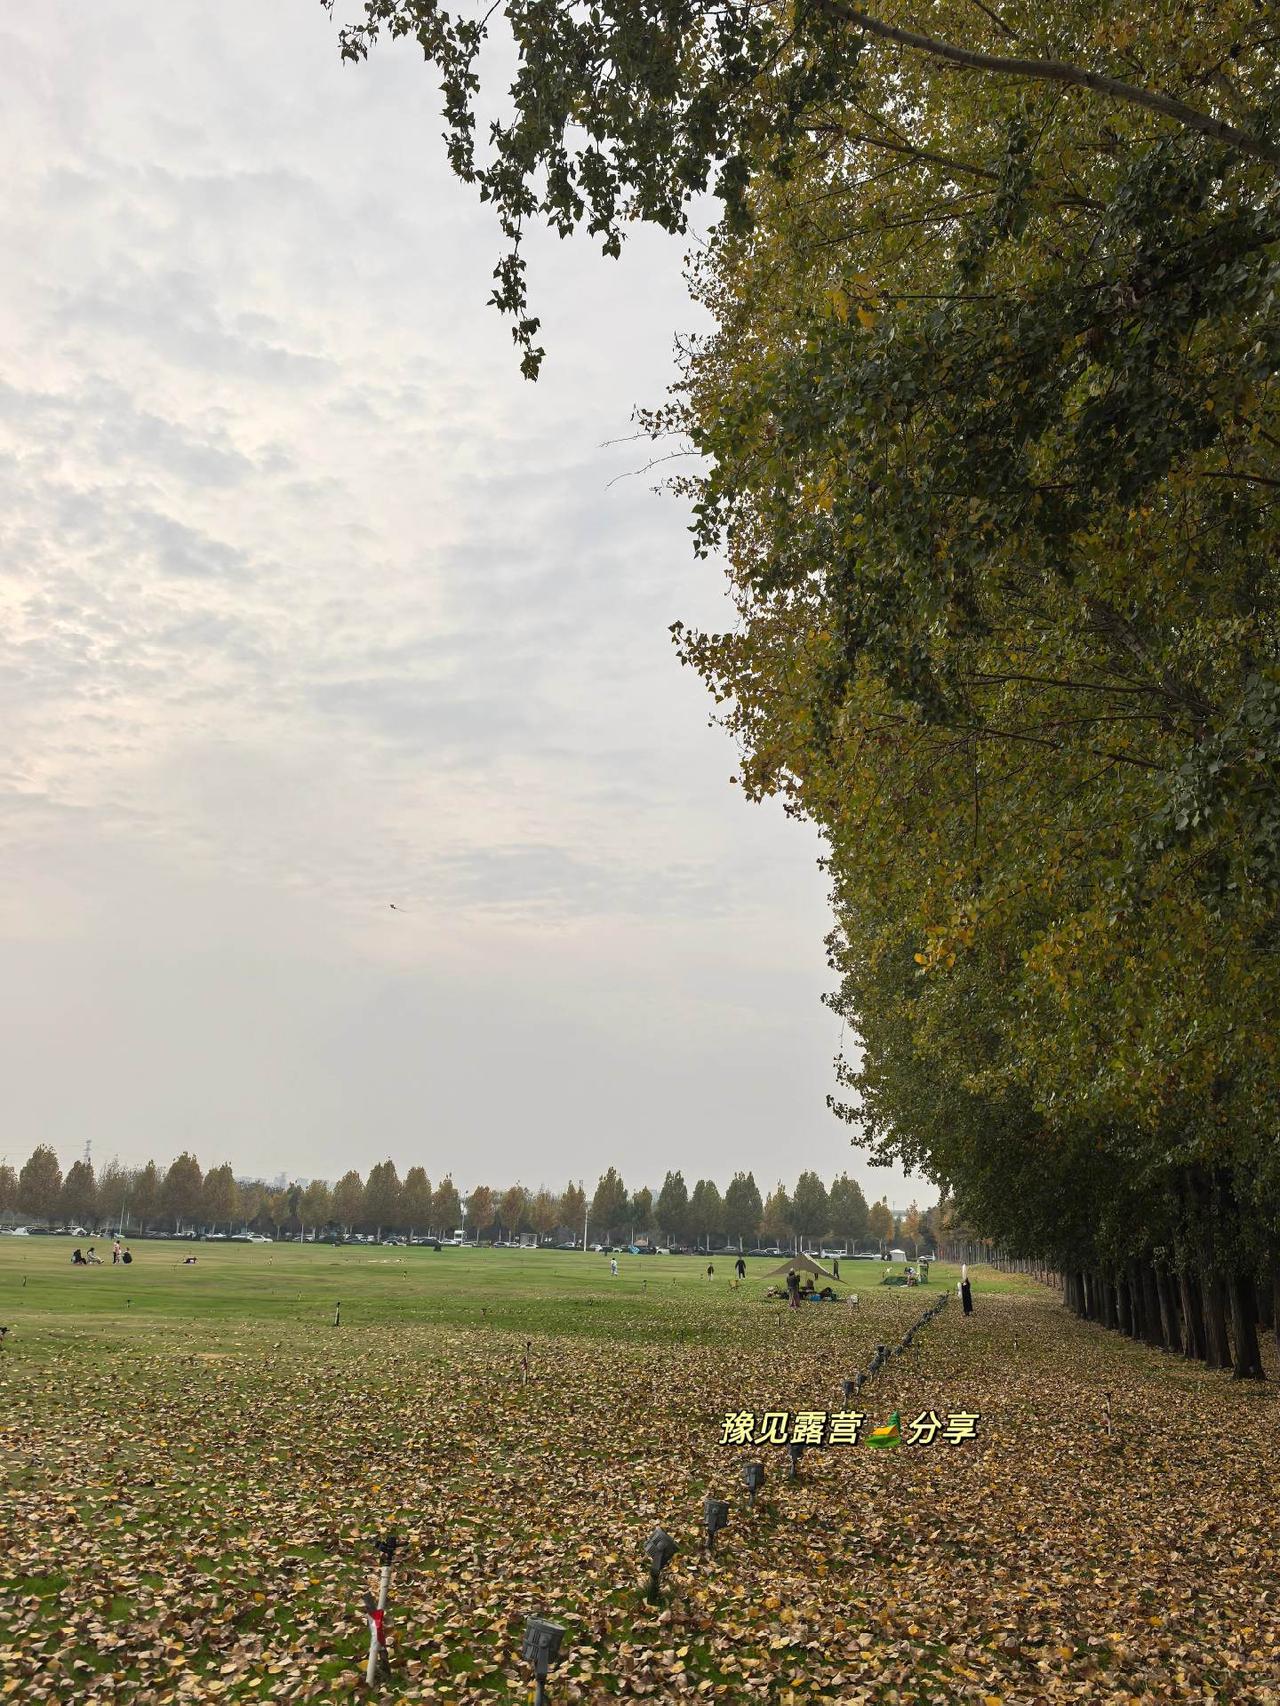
[703,1497,729,1554]
[644,1528,678,1600]
[841,1377,855,1404]
[742,1461,765,1510]
[787,1440,806,1480]
[521,1616,566,1706]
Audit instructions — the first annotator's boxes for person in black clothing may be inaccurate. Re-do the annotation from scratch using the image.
[71,1248,86,1266]
[735,1256,746,1281]
[832,1257,840,1279]
[961,1277,973,1315]
[786,1268,801,1310]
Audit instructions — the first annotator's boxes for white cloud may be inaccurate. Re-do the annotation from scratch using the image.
[0,0,923,1205]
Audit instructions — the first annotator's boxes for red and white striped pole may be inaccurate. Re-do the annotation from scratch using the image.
[364,1534,397,1686]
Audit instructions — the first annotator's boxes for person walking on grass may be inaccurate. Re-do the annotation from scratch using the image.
[735,1256,746,1282]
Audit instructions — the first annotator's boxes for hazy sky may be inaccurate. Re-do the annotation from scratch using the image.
[1,1,925,1208]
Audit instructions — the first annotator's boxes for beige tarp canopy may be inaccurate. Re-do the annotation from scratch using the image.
[764,1253,836,1281]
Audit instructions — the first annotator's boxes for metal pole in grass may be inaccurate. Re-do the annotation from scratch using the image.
[334,1301,341,1327]
[364,1533,397,1686]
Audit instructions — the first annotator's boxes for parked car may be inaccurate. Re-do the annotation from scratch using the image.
[1,1226,29,1236]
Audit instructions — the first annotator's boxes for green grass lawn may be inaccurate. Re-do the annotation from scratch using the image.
[0,1238,1017,1346]
[1,1239,1276,1703]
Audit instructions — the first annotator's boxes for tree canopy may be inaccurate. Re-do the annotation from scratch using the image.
[323,0,1280,1373]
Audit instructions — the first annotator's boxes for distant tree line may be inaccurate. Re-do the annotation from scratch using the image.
[0,1146,937,1253]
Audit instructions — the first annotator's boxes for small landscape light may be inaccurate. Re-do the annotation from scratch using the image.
[644,1527,678,1600]
[787,1440,806,1480]
[703,1497,729,1553]
[522,1615,566,1705]
[742,1461,765,1509]
[841,1377,855,1404]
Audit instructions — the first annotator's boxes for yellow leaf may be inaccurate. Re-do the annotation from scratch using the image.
[856,305,877,329]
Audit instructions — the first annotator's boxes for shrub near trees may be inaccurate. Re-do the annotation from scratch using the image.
[3,1148,900,1253]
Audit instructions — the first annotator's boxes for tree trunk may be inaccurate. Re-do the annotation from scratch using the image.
[1116,1273,1132,1336]
[1256,1267,1274,1331]
[1228,1271,1265,1380]
[1127,1261,1147,1340]
[1144,1263,1160,1343]
[1179,1267,1206,1363]
[1203,1271,1232,1370]
[1155,1266,1182,1354]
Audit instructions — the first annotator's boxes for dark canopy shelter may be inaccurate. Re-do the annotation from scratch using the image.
[764,1253,836,1281]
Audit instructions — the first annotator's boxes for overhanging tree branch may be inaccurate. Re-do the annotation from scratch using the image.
[840,8,1280,168]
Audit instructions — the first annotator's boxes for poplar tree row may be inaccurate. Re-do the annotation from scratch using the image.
[0,1148,920,1251]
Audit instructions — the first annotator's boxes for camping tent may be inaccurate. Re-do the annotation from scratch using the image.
[764,1253,836,1281]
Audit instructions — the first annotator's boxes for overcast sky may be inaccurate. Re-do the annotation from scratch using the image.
[1,0,925,1208]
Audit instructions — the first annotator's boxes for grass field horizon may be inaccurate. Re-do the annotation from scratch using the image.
[2,1240,1277,1701]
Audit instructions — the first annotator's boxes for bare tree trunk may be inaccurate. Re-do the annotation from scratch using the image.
[1203,1271,1232,1370]
[1116,1272,1132,1337]
[1256,1266,1274,1332]
[1139,1261,1162,1347]
[1179,1267,1206,1363]
[1155,1266,1181,1354]
[1228,1272,1265,1380]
